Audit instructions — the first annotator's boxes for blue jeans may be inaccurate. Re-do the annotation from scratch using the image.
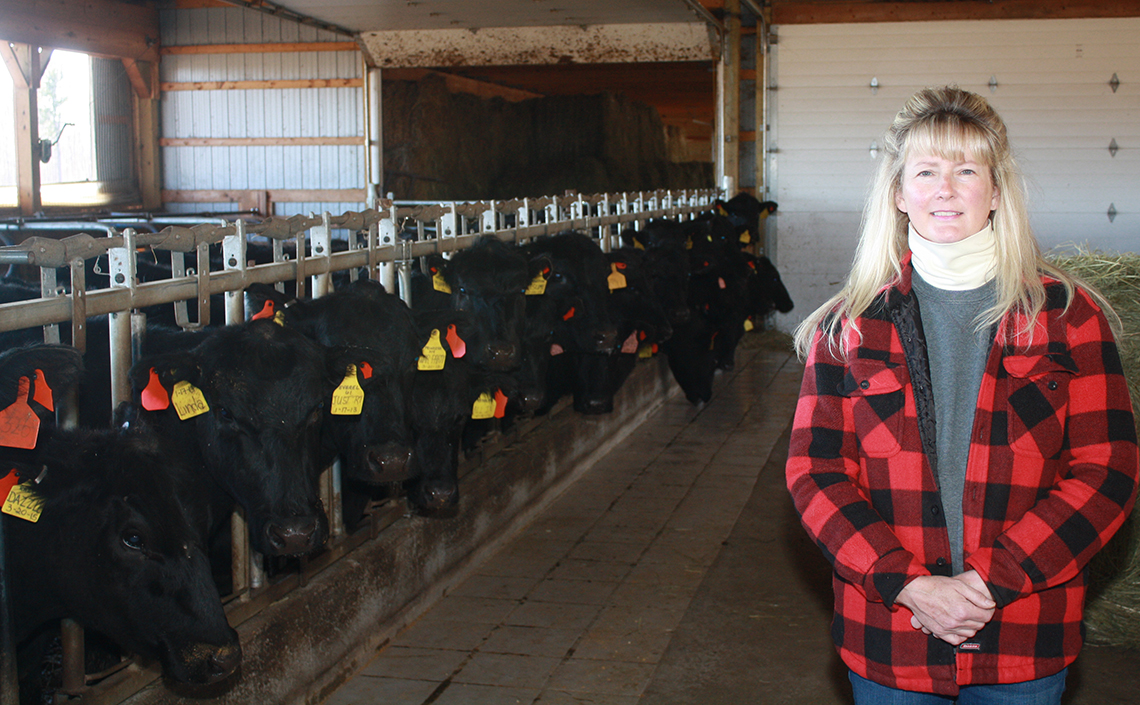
[849,669,1067,705]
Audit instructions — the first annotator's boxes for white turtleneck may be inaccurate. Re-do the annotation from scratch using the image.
[908,222,997,291]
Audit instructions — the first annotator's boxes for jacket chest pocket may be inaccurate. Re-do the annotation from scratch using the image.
[1002,353,1076,458]
[841,359,909,458]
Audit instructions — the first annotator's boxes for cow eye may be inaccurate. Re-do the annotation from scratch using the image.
[217,407,234,422]
[122,530,145,551]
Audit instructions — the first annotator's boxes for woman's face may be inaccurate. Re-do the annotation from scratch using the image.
[895,150,999,244]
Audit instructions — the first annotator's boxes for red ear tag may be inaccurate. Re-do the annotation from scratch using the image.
[1,469,19,505]
[638,330,647,341]
[0,377,40,449]
[747,260,756,270]
[562,307,576,321]
[651,344,658,354]
[446,324,466,358]
[32,369,54,412]
[493,389,508,419]
[360,361,373,379]
[615,261,627,270]
[141,368,171,411]
[252,299,275,320]
[621,332,638,354]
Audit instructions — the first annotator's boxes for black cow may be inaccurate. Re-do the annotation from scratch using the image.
[244,280,420,486]
[414,235,546,373]
[524,232,620,415]
[604,246,672,393]
[127,319,345,556]
[0,345,240,689]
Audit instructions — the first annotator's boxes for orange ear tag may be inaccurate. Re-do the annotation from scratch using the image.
[1,469,19,505]
[471,392,495,420]
[562,307,576,321]
[607,263,627,291]
[621,332,639,354]
[0,377,40,449]
[446,324,466,358]
[331,364,365,416]
[418,329,447,371]
[493,389,508,419]
[360,361,373,379]
[252,299,275,320]
[32,369,53,412]
[432,271,452,294]
[141,368,170,411]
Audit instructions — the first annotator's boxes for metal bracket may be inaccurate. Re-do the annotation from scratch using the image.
[1107,204,1118,223]
[1109,138,1119,158]
[1110,73,1120,93]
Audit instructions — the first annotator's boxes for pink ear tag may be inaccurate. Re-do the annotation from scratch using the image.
[551,343,564,356]
[0,377,40,449]
[141,368,171,411]
[621,332,639,354]
[32,369,54,411]
[446,324,466,358]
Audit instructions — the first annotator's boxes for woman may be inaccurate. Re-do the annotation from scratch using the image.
[785,86,1138,703]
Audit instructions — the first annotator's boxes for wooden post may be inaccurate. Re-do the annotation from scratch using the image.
[128,59,163,211]
[716,0,741,195]
[3,43,43,215]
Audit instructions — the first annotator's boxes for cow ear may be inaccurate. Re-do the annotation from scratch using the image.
[527,254,553,280]
[245,283,288,321]
[426,254,448,277]
[0,345,84,413]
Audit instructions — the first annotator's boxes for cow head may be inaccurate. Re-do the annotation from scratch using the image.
[130,320,335,556]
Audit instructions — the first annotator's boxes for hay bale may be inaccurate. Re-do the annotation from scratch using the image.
[1048,249,1140,648]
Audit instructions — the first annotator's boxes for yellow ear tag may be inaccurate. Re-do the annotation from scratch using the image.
[525,272,547,295]
[744,318,755,332]
[607,264,627,291]
[2,483,44,523]
[685,237,693,250]
[273,310,286,326]
[739,230,751,244]
[172,381,210,420]
[471,391,495,419]
[638,344,654,359]
[331,364,365,416]
[432,271,451,294]
[633,240,645,250]
[418,329,447,371]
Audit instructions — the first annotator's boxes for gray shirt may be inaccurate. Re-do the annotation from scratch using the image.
[911,272,995,575]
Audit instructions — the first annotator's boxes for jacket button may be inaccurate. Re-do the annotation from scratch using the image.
[930,505,940,515]
[1048,380,1058,390]
[936,557,946,567]
[860,380,870,389]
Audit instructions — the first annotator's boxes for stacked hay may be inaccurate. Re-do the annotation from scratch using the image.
[382,74,711,201]
[1048,249,1140,648]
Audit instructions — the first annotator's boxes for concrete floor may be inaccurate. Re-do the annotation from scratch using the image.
[320,334,1140,705]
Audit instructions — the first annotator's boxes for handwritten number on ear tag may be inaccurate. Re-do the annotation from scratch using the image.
[0,377,40,449]
[2,482,44,523]
[172,381,210,421]
[432,271,451,294]
[472,392,495,419]
[331,364,365,416]
[419,329,447,371]
[525,272,547,296]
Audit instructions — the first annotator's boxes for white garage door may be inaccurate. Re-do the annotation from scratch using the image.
[769,17,1140,333]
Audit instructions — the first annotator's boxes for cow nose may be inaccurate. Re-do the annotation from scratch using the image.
[414,479,459,511]
[366,443,412,483]
[205,639,242,683]
[483,342,518,370]
[516,389,545,413]
[265,516,322,555]
[594,328,619,353]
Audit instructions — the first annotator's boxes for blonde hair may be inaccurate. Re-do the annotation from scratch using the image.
[794,85,1107,360]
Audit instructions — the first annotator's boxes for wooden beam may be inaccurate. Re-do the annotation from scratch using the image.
[160,137,363,147]
[0,41,29,89]
[163,189,367,204]
[161,42,359,55]
[384,68,544,103]
[135,93,162,211]
[0,0,159,62]
[121,58,154,100]
[771,0,1140,24]
[160,78,364,92]
[9,44,41,215]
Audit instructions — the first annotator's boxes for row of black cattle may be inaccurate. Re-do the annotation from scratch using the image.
[0,201,792,699]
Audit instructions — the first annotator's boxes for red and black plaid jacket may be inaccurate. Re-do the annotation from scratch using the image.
[786,260,1138,696]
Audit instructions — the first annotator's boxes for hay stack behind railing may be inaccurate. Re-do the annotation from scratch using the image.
[1048,249,1140,648]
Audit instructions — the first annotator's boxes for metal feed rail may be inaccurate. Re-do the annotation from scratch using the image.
[0,188,717,704]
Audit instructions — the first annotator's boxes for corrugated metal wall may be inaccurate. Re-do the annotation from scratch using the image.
[770,17,1140,332]
[93,57,136,185]
[159,6,365,216]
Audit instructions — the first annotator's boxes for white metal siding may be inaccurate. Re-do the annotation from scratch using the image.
[771,18,1140,332]
[159,6,365,214]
